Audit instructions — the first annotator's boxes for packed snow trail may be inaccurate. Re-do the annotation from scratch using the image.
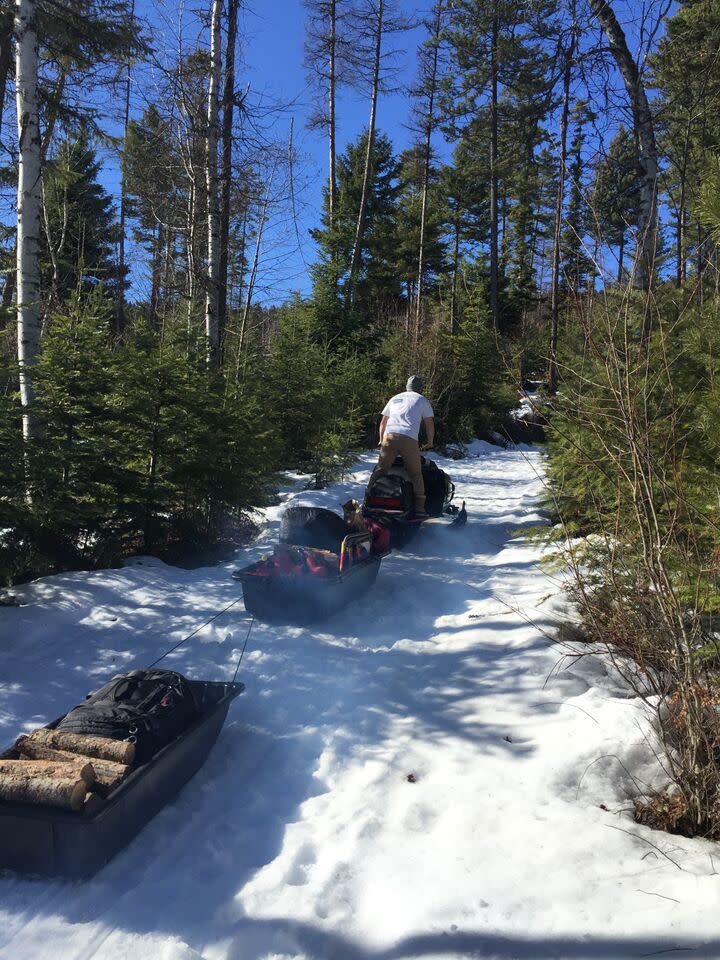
[1,443,720,960]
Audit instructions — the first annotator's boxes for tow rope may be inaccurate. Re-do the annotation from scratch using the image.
[148,594,253,682]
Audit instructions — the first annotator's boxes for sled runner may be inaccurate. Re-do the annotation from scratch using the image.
[0,679,243,878]
[408,500,467,527]
[234,528,382,623]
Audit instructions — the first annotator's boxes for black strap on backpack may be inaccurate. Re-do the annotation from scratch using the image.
[58,669,199,762]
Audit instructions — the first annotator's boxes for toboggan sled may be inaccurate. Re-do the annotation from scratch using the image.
[0,679,243,878]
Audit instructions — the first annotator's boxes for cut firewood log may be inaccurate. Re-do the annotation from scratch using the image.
[0,773,87,811]
[15,738,128,791]
[0,758,95,786]
[26,728,135,765]
[72,758,126,793]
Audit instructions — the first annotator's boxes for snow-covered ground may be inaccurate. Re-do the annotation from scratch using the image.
[1,444,720,960]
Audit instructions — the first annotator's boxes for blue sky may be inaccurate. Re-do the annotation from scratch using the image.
[240,0,428,299]
[118,0,670,305]
[115,0,431,303]
[240,0,427,152]
[0,0,676,304]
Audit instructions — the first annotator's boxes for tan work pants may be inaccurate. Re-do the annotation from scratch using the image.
[369,433,425,511]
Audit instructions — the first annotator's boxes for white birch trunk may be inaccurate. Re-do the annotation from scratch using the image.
[328,0,337,230]
[117,12,133,338]
[14,0,42,440]
[185,178,197,331]
[205,0,223,365]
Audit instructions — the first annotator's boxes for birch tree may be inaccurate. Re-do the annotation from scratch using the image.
[205,0,223,365]
[3,1,142,327]
[15,0,42,440]
[174,52,208,331]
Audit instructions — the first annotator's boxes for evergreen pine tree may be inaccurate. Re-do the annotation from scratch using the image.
[311,130,402,337]
[442,0,558,329]
[42,131,119,304]
[124,105,183,325]
[652,0,720,287]
[394,145,447,307]
[590,126,641,284]
[561,103,595,293]
[437,141,490,333]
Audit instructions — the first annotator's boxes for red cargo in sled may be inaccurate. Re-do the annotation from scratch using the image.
[233,530,382,624]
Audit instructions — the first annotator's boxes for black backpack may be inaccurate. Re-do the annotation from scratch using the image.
[58,669,199,762]
[365,473,415,512]
[279,506,351,552]
[421,457,454,516]
[365,457,415,513]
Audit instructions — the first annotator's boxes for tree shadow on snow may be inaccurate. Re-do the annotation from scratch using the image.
[0,451,581,955]
[221,916,720,960]
[0,722,330,957]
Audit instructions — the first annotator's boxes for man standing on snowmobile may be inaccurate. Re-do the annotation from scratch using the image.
[367,375,435,518]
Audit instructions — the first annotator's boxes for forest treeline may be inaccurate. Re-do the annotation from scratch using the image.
[3,0,720,835]
[0,0,716,560]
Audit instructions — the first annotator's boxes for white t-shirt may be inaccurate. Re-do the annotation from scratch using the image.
[382,391,434,439]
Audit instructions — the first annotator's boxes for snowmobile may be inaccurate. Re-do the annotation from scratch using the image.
[363,455,464,546]
[233,507,384,624]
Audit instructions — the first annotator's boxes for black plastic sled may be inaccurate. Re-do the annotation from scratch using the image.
[0,679,244,879]
[234,525,382,624]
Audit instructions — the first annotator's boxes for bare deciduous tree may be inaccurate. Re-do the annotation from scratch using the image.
[413,0,444,343]
[0,3,13,144]
[116,0,135,338]
[218,0,239,355]
[344,0,407,308]
[14,0,42,440]
[346,0,384,306]
[589,0,658,307]
[305,0,350,232]
[549,5,578,393]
